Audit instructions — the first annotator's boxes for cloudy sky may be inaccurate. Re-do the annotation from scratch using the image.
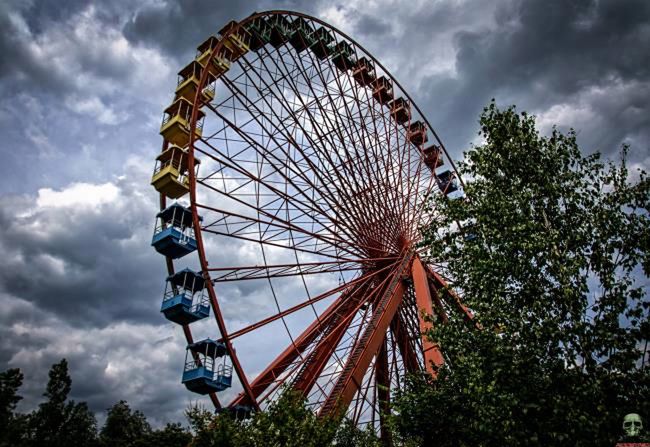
[0,0,648,426]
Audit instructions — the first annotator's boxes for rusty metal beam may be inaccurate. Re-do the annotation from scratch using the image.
[390,313,421,374]
[230,292,346,407]
[425,265,475,324]
[319,252,413,417]
[375,336,391,446]
[412,256,444,375]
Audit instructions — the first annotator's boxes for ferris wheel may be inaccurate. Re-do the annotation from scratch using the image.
[150,10,472,435]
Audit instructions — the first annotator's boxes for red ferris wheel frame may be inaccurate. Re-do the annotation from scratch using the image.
[155,9,473,434]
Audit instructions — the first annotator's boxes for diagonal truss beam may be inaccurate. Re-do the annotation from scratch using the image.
[229,278,371,407]
[411,256,444,375]
[389,313,420,374]
[319,251,413,417]
[425,265,476,324]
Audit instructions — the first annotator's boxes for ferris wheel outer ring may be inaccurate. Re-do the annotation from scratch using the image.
[175,10,462,412]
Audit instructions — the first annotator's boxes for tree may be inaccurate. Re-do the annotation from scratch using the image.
[332,418,381,447]
[392,102,650,446]
[0,368,26,446]
[247,390,338,447]
[136,422,191,447]
[29,359,98,447]
[99,400,151,447]
[185,389,369,447]
[186,404,246,447]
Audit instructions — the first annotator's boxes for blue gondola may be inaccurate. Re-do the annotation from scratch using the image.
[151,203,202,259]
[436,170,459,195]
[160,268,210,324]
[182,339,233,395]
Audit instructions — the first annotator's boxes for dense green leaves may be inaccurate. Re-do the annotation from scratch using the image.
[28,359,98,447]
[186,389,380,447]
[99,400,152,447]
[0,368,25,447]
[1,363,378,447]
[392,101,650,446]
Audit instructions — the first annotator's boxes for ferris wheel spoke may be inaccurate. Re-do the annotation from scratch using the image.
[201,226,342,259]
[342,85,405,233]
[388,327,403,390]
[222,268,384,342]
[248,45,390,241]
[195,200,363,258]
[201,95,373,249]
[391,310,423,374]
[229,276,371,407]
[293,65,394,233]
[207,257,395,282]
[352,362,376,426]
[375,336,391,439]
[241,262,396,409]
[194,141,369,257]
[225,66,381,244]
[305,50,406,233]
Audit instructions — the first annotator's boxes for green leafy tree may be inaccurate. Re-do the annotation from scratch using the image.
[186,404,246,447]
[0,368,26,446]
[135,422,192,447]
[247,390,338,447]
[29,359,98,447]
[392,102,650,446]
[99,400,151,447]
[186,390,369,447]
[333,418,381,447]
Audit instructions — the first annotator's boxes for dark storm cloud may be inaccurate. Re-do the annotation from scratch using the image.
[0,296,193,426]
[415,0,650,160]
[0,4,69,93]
[0,172,164,328]
[355,14,392,36]
[0,1,137,94]
[122,0,326,61]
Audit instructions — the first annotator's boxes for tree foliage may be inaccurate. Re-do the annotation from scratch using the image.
[0,361,378,447]
[99,400,151,447]
[28,359,98,447]
[186,389,378,447]
[0,368,25,447]
[392,102,650,446]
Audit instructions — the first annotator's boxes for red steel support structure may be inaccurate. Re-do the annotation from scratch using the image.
[153,9,473,442]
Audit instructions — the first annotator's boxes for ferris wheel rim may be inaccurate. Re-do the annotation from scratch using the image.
[178,9,457,414]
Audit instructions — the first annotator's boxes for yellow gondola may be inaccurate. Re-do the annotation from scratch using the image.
[218,20,251,58]
[195,35,233,77]
[160,97,204,147]
[151,145,201,199]
[175,60,216,103]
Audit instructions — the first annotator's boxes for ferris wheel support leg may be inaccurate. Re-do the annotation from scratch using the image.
[319,273,407,418]
[292,315,350,395]
[230,292,347,407]
[425,266,476,325]
[375,337,392,447]
[389,315,421,374]
[411,257,445,376]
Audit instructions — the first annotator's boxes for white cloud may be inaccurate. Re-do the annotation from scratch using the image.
[64,96,126,126]
[36,182,121,209]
